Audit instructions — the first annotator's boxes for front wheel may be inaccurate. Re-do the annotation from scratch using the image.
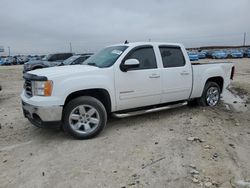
[197,82,221,107]
[63,96,107,139]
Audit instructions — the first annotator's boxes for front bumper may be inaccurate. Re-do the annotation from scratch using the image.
[22,101,63,127]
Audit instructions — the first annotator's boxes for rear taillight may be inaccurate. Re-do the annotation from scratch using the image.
[230,66,235,80]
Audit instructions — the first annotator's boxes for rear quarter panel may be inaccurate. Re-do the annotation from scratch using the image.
[191,62,234,99]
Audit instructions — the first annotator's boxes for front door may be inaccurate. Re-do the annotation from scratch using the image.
[115,46,162,111]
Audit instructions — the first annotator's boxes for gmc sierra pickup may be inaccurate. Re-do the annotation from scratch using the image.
[21,42,235,139]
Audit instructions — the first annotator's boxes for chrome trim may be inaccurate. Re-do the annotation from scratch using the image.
[69,104,100,134]
[24,79,33,97]
[149,75,160,78]
[120,90,134,94]
[180,72,190,76]
[22,101,62,122]
[112,101,187,118]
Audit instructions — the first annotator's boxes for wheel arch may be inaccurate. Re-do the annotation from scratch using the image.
[64,88,112,113]
[205,76,224,93]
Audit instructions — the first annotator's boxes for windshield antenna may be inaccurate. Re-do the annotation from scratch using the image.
[124,40,129,44]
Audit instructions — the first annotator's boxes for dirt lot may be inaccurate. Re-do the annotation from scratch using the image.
[0,59,250,188]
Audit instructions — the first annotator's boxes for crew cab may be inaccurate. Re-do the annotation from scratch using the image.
[21,42,235,139]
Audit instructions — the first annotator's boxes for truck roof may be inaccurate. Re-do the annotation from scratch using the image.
[108,42,183,48]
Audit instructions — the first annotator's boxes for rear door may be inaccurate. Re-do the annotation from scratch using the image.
[115,46,162,111]
[159,46,192,103]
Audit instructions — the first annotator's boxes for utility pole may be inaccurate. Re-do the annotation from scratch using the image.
[69,42,72,53]
[243,32,246,46]
[8,46,10,56]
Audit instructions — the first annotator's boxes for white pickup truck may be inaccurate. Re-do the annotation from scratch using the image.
[21,42,235,139]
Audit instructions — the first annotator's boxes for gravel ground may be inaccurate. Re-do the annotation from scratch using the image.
[0,58,250,188]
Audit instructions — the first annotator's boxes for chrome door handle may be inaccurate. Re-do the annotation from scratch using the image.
[180,72,190,76]
[149,74,160,78]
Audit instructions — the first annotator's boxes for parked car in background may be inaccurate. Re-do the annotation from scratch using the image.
[19,56,29,63]
[21,42,235,139]
[188,51,199,61]
[0,58,3,65]
[0,58,7,65]
[13,56,25,65]
[0,56,21,65]
[60,53,93,66]
[198,51,206,59]
[23,53,73,73]
[229,50,244,58]
[212,51,228,59]
[1,57,13,65]
[206,50,214,58]
[28,57,39,61]
[28,55,44,61]
[244,49,250,58]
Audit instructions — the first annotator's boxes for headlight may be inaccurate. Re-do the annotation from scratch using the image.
[33,80,53,96]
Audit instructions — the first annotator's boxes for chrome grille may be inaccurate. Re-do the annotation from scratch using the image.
[24,79,32,97]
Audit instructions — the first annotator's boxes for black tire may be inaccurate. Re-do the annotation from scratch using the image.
[197,81,221,107]
[63,96,107,139]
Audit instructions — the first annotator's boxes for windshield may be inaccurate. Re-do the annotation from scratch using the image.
[82,46,128,68]
[63,55,80,65]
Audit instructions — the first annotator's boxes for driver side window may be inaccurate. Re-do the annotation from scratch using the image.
[125,47,157,70]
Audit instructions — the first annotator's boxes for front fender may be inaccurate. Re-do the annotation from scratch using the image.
[52,71,116,111]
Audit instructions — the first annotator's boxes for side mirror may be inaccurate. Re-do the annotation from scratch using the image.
[121,59,140,72]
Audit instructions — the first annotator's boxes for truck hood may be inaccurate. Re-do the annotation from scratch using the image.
[28,65,99,79]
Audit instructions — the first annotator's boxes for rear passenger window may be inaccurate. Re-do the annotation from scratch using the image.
[125,47,157,70]
[159,46,185,68]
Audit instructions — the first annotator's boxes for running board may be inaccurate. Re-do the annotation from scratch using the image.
[112,101,188,118]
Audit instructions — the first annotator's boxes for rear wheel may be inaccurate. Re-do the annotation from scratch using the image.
[63,96,107,139]
[197,82,221,107]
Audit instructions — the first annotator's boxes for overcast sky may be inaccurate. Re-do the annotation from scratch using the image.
[0,0,249,55]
